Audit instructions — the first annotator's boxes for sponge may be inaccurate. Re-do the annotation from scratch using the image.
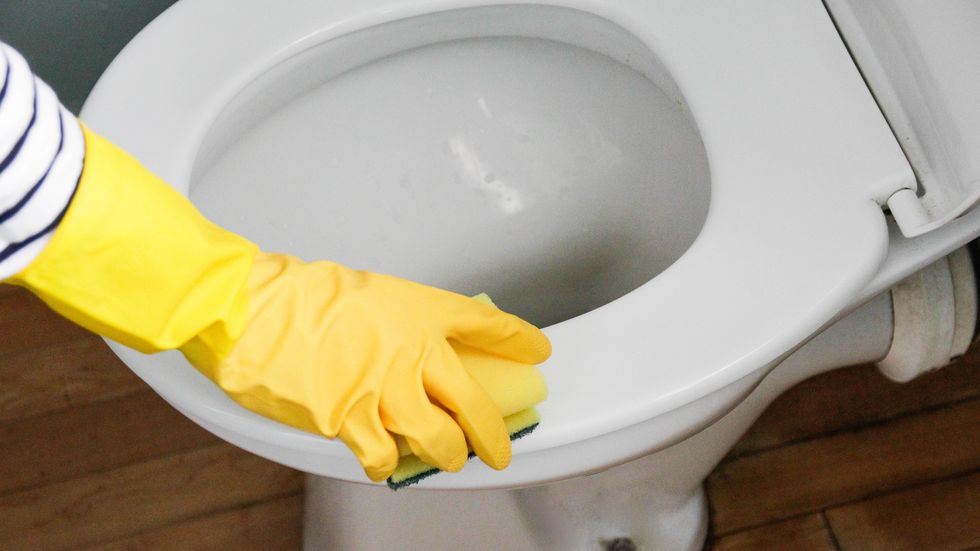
[387,294,547,489]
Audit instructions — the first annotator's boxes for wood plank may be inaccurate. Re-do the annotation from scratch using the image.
[0,389,218,495]
[826,470,980,551]
[0,288,91,356]
[0,444,302,551]
[708,398,980,534]
[83,494,303,551]
[731,359,980,458]
[0,335,140,423]
[712,514,837,551]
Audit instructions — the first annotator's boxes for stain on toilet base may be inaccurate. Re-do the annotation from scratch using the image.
[601,537,637,551]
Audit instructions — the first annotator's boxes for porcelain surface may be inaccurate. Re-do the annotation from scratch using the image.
[82,0,914,487]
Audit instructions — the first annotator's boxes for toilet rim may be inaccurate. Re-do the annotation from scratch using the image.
[82,0,913,481]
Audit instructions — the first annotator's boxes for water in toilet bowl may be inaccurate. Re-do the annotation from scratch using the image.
[189,35,710,327]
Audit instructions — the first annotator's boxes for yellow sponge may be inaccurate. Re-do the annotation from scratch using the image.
[387,294,547,489]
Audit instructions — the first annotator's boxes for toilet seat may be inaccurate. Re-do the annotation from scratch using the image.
[82,0,915,488]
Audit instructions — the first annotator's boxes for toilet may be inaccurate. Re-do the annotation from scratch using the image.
[80,1,980,549]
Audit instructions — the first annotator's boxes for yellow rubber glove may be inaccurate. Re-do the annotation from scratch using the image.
[8,126,551,482]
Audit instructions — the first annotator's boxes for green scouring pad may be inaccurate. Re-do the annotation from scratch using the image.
[387,407,542,490]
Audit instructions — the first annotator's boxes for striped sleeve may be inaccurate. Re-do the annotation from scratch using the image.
[0,41,85,280]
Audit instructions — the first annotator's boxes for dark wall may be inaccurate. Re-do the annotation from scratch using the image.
[0,0,179,113]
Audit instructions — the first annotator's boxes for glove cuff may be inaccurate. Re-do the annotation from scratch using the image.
[9,125,258,354]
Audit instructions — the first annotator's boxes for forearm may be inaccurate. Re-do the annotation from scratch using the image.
[0,41,85,279]
[0,39,256,353]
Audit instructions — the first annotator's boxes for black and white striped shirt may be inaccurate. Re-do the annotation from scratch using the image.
[0,41,84,280]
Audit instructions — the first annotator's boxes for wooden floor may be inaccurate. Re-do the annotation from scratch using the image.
[0,284,304,551]
[2,282,980,550]
[707,339,980,551]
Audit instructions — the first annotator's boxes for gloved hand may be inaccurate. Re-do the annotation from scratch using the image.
[8,125,551,481]
[184,252,551,480]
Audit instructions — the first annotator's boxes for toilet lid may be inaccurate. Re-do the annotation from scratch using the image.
[82,0,914,486]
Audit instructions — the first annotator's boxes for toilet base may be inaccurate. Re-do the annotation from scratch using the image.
[302,457,708,551]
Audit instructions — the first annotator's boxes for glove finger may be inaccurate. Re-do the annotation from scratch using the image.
[448,302,552,365]
[424,344,511,471]
[379,349,469,473]
[336,396,400,482]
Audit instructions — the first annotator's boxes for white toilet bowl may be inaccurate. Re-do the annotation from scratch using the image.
[81,0,980,548]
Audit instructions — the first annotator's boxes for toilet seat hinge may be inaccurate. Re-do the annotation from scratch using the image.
[886,188,931,237]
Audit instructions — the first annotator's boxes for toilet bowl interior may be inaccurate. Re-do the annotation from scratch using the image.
[187,5,711,327]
